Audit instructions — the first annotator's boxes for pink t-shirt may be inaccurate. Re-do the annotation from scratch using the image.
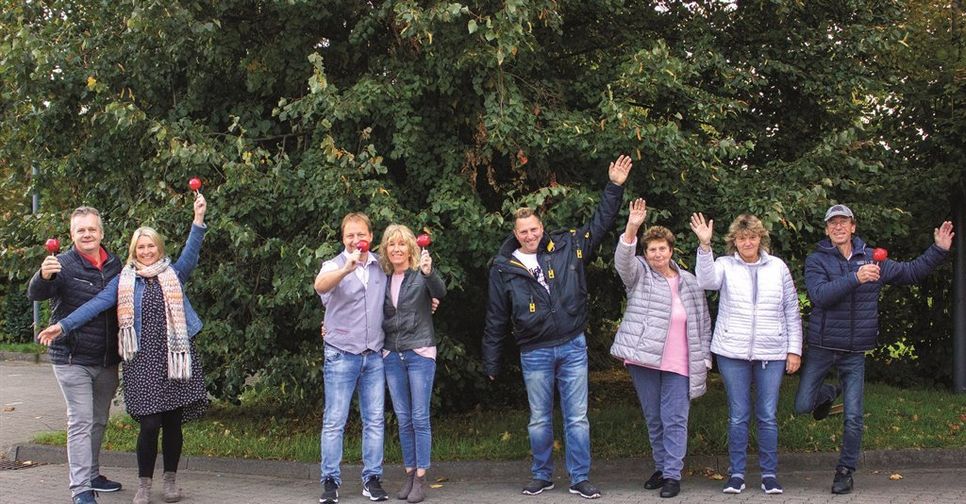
[625,275,689,377]
[385,271,437,360]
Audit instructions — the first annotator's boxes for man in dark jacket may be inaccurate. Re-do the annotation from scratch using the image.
[28,207,123,504]
[482,155,632,500]
[795,204,954,495]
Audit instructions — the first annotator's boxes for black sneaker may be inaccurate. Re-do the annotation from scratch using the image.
[644,470,666,490]
[90,475,122,493]
[522,479,554,495]
[722,475,745,494]
[569,480,601,499]
[320,477,339,504]
[831,466,853,494]
[659,479,680,498]
[813,385,842,421]
[362,476,389,501]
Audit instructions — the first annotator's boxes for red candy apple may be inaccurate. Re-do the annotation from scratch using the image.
[356,240,370,253]
[45,238,60,255]
[416,233,432,248]
[872,247,888,263]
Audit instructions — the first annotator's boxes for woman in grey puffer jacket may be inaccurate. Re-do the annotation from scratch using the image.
[611,199,712,498]
[690,212,802,496]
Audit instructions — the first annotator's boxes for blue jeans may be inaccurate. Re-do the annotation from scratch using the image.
[384,350,436,470]
[794,346,865,471]
[520,334,591,485]
[320,344,385,486]
[716,354,785,479]
[627,365,690,481]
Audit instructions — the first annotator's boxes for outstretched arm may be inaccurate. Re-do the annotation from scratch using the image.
[615,199,647,288]
[172,194,208,282]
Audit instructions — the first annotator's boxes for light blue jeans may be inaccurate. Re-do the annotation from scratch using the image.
[627,365,690,481]
[52,364,119,497]
[716,354,785,479]
[520,334,591,485]
[794,346,866,471]
[320,344,384,486]
[384,350,436,470]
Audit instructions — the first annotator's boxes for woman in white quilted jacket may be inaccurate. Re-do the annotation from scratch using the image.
[689,212,803,496]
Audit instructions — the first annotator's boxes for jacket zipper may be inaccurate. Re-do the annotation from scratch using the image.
[748,263,758,360]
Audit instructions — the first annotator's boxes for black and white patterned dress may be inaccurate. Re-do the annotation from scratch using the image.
[122,277,208,423]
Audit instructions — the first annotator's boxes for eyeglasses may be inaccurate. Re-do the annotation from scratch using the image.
[826,219,852,229]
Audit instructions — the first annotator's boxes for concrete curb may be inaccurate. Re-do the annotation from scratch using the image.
[12,443,966,482]
[0,351,49,364]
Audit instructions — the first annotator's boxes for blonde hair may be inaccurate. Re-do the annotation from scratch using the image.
[378,224,420,274]
[341,212,372,235]
[126,226,166,266]
[642,225,675,249]
[724,214,770,255]
[513,207,539,222]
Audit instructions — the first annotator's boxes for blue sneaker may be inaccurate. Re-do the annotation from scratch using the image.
[90,475,122,492]
[722,475,745,494]
[761,476,784,494]
[72,490,98,504]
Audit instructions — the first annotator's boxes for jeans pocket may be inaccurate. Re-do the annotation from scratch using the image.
[323,345,343,364]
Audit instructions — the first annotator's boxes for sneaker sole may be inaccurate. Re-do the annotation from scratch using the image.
[319,498,338,504]
[568,488,601,499]
[361,489,388,501]
[761,484,784,494]
[722,484,745,494]
[522,484,554,495]
[91,487,122,493]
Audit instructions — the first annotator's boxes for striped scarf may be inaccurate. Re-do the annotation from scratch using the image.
[117,257,191,380]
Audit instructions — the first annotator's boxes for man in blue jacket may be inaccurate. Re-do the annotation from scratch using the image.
[482,155,632,500]
[795,204,954,495]
[28,207,123,504]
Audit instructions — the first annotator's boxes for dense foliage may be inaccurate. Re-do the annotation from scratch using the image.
[1,1,962,410]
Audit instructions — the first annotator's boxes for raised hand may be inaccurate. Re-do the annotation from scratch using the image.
[343,250,361,272]
[40,255,62,280]
[37,323,64,346]
[934,221,954,251]
[627,198,647,228]
[193,194,207,225]
[419,249,433,275]
[690,212,714,250]
[608,155,633,186]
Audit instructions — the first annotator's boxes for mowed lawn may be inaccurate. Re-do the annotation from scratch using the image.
[35,370,966,463]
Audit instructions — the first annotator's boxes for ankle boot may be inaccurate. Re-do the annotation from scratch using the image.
[133,477,151,504]
[397,471,415,500]
[162,471,182,503]
[407,474,426,503]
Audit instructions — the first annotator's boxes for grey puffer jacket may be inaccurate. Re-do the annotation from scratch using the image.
[695,248,803,361]
[610,237,713,399]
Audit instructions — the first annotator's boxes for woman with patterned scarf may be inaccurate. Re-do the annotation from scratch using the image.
[39,194,209,504]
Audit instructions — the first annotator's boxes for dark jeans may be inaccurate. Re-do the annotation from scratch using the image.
[794,346,866,471]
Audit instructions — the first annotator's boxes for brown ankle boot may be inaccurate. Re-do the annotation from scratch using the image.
[162,471,182,502]
[397,471,415,500]
[133,477,151,504]
[407,474,426,503]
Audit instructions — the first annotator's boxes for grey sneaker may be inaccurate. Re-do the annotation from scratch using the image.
[362,476,389,501]
[522,479,554,495]
[320,477,339,504]
[568,480,601,499]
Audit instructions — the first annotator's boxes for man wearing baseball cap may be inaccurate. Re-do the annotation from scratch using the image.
[794,203,954,494]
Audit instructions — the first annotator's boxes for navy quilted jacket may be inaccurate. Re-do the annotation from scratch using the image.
[27,248,122,367]
[804,236,947,351]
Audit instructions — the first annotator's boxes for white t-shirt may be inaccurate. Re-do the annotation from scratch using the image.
[513,250,549,292]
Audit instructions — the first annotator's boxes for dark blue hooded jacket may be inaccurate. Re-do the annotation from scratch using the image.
[804,236,947,351]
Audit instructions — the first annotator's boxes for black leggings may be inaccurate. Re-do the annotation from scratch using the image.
[136,408,183,478]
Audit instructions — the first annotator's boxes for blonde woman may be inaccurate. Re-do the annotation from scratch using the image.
[39,195,209,504]
[378,224,446,503]
[689,212,802,495]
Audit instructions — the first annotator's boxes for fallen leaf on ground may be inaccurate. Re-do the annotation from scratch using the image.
[499,431,511,442]
[430,484,443,489]
[889,473,903,480]
[701,467,725,480]
[434,477,449,483]
[2,407,14,412]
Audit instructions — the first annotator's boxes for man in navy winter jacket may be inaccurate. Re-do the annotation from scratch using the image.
[794,204,954,495]
[27,207,123,504]
[482,155,632,500]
